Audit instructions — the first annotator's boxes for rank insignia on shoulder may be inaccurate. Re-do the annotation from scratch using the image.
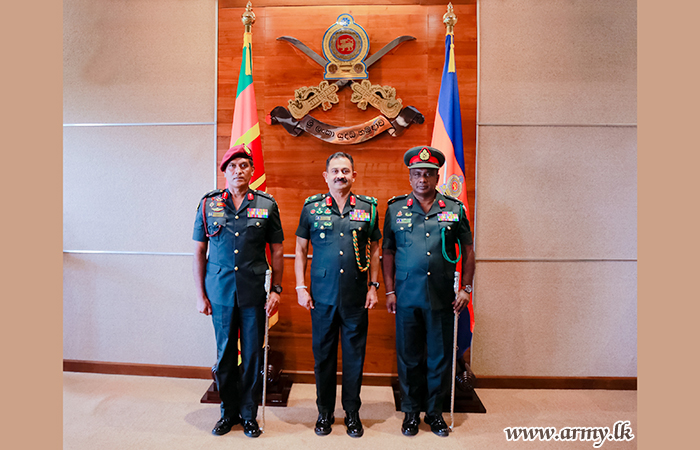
[388,194,408,205]
[247,208,269,218]
[304,194,321,204]
[438,211,459,222]
[357,194,377,205]
[350,210,370,221]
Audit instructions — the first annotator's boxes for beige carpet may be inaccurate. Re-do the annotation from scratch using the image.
[64,372,636,449]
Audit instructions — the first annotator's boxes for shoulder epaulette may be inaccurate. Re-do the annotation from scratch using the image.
[304,194,323,205]
[201,188,225,200]
[253,189,275,201]
[356,194,377,205]
[442,193,464,206]
[387,194,409,205]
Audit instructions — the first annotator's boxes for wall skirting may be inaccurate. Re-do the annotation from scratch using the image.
[63,360,636,390]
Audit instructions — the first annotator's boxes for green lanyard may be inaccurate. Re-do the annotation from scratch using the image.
[441,226,462,264]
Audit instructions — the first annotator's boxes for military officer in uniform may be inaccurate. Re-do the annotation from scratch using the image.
[192,143,284,438]
[294,152,381,438]
[381,146,475,437]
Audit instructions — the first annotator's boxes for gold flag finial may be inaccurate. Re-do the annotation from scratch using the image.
[443,3,457,35]
[242,2,256,32]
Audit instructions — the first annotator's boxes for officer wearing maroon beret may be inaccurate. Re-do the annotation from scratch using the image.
[294,152,381,438]
[382,145,475,437]
[192,143,284,438]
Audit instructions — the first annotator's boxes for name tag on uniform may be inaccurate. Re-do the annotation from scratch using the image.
[438,212,459,222]
[350,210,370,221]
[315,215,332,222]
[396,218,412,224]
[247,208,269,218]
[209,212,224,217]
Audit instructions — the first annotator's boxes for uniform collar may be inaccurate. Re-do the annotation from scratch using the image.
[326,191,356,215]
[408,191,443,217]
[226,188,253,213]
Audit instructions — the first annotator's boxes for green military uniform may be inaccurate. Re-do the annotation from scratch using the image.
[193,188,284,421]
[296,192,381,414]
[382,191,472,416]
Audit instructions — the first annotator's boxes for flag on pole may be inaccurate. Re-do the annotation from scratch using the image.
[230,30,266,192]
[229,24,278,329]
[431,31,473,358]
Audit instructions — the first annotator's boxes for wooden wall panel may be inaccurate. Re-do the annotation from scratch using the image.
[218,2,476,375]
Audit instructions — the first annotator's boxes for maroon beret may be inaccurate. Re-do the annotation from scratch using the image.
[220,143,253,172]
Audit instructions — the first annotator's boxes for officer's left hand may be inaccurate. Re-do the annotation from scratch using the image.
[266,292,281,317]
[453,289,470,313]
[365,288,378,309]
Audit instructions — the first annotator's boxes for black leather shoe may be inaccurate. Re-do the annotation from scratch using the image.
[424,414,449,437]
[212,416,240,436]
[242,419,261,438]
[344,411,363,438]
[314,412,335,436]
[401,412,420,436]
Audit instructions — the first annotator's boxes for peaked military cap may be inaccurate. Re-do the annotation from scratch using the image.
[403,145,445,170]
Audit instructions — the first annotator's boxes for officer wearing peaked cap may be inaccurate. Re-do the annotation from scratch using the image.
[192,143,284,438]
[294,152,381,438]
[382,146,475,437]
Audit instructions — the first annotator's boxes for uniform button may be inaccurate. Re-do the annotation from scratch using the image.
[339,251,344,255]
[235,215,239,219]
[256,221,260,226]
[234,249,239,254]
[448,226,451,230]
[213,222,218,225]
[321,226,325,230]
[234,266,239,271]
[425,216,429,220]
[427,272,431,276]
[235,232,239,236]
[400,227,404,230]
[340,269,344,273]
[427,252,431,256]
[341,214,345,218]
[426,233,430,237]
[340,232,344,237]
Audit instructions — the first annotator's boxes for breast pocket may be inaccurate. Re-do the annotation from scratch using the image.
[246,217,267,238]
[393,222,413,247]
[207,216,226,236]
[312,220,333,246]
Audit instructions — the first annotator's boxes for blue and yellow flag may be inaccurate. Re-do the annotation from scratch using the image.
[431,31,473,358]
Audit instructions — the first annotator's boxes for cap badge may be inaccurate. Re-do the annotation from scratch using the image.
[419,148,430,161]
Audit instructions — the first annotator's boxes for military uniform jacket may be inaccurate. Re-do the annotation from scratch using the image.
[382,192,473,310]
[296,192,381,308]
[193,188,284,307]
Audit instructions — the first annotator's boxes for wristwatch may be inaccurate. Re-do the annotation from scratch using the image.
[461,285,472,293]
[271,284,283,294]
[368,281,380,289]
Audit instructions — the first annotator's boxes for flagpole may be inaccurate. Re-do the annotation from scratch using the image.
[443,3,459,432]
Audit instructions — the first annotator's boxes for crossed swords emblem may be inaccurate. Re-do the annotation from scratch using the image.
[266,28,425,145]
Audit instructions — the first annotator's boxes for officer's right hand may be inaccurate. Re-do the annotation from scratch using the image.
[297,288,314,310]
[386,293,397,314]
[197,295,212,316]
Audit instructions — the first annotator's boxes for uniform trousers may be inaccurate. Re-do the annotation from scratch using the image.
[211,299,265,420]
[395,305,454,416]
[310,303,368,414]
